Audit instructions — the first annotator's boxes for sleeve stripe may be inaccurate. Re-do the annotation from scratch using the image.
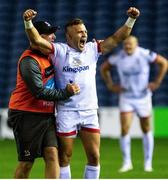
[96,41,101,53]
[49,43,55,54]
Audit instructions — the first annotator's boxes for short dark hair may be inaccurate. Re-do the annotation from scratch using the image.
[65,18,84,32]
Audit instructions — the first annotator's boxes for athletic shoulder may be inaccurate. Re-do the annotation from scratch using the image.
[86,41,102,55]
[51,42,69,59]
[138,46,154,55]
[52,42,68,50]
[138,46,157,62]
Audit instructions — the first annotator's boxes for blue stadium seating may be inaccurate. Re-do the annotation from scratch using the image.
[0,0,168,107]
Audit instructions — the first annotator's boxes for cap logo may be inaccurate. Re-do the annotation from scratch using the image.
[45,21,51,27]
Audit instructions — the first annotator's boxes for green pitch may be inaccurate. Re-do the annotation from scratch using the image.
[0,138,168,178]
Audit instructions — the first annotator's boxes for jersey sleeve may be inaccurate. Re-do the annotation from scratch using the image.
[88,41,101,62]
[49,42,67,66]
[140,48,157,63]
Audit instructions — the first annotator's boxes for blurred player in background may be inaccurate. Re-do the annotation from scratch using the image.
[8,21,80,178]
[23,7,140,179]
[100,35,168,172]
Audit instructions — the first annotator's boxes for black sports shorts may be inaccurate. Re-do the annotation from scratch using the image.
[8,110,58,161]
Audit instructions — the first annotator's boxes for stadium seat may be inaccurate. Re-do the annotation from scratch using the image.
[0,0,168,107]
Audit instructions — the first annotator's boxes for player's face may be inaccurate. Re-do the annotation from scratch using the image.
[123,37,137,55]
[41,33,56,43]
[66,24,88,52]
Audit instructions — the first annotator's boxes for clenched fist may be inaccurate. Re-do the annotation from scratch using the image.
[66,83,80,95]
[127,7,140,19]
[23,9,37,21]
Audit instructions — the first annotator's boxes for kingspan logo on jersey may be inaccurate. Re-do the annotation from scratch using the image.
[63,65,89,73]
[63,57,89,73]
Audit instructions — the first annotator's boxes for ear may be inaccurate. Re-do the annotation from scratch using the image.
[66,32,72,40]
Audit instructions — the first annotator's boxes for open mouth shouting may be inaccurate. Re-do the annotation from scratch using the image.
[79,38,87,50]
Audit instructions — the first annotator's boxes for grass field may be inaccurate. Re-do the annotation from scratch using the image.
[0,138,168,179]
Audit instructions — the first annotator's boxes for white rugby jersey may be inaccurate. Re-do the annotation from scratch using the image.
[50,42,101,110]
[108,46,157,98]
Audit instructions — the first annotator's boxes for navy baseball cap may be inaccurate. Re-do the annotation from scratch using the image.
[33,21,60,35]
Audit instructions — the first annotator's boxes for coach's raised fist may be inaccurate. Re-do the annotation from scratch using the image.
[23,9,37,21]
[127,7,140,19]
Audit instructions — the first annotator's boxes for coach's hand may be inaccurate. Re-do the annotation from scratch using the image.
[127,7,140,19]
[66,83,80,95]
[23,9,37,21]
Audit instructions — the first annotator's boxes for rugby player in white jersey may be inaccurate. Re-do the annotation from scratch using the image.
[23,8,140,179]
[101,35,168,172]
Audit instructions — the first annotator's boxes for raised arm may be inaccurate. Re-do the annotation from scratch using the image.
[23,9,53,55]
[100,7,140,54]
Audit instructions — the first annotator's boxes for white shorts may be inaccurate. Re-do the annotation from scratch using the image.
[119,94,152,118]
[56,109,100,137]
